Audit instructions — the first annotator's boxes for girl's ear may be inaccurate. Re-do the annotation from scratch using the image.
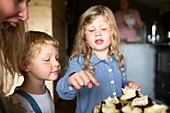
[21,61,30,72]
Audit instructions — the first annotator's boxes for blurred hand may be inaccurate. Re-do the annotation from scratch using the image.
[68,70,100,89]
[124,81,141,91]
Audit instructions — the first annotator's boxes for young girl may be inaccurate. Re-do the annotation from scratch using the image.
[7,31,61,113]
[56,5,141,113]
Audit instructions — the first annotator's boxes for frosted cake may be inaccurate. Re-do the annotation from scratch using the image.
[93,89,170,113]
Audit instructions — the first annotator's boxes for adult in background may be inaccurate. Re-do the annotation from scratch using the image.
[114,0,143,43]
[0,0,35,113]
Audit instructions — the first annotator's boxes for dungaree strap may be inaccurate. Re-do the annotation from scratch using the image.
[15,90,42,113]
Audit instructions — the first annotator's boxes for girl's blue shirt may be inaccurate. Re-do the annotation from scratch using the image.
[56,54,129,113]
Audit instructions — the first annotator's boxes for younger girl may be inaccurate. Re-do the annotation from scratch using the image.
[56,5,140,113]
[8,31,61,113]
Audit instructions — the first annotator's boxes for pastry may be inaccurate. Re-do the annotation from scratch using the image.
[93,89,169,113]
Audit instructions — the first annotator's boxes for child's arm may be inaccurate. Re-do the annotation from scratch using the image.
[56,55,100,100]
[57,70,100,100]
[68,70,100,89]
[124,81,141,91]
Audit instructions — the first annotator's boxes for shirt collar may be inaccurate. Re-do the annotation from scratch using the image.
[90,53,116,65]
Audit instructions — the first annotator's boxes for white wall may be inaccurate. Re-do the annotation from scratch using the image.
[120,44,156,99]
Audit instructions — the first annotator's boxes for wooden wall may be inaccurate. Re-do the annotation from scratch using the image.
[27,0,52,35]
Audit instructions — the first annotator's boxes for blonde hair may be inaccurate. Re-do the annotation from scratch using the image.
[21,31,59,74]
[0,21,26,95]
[69,5,125,75]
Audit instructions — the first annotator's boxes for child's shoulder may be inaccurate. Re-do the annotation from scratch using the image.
[69,54,86,67]
[71,54,85,61]
[7,91,31,112]
[7,88,29,104]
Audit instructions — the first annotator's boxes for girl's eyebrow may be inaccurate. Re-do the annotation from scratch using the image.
[43,53,52,56]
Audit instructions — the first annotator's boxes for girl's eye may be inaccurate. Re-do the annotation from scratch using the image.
[87,28,95,32]
[44,58,50,61]
[89,29,94,32]
[101,27,107,30]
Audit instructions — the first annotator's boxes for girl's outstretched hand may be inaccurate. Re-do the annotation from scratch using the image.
[68,70,100,89]
[124,81,141,91]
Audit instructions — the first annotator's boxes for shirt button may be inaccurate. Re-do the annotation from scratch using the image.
[108,69,112,72]
[69,86,73,90]
[111,80,114,84]
[113,92,116,96]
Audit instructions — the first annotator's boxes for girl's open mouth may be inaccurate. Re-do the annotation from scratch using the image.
[95,39,104,45]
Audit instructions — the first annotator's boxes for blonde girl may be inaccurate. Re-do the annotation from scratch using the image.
[8,31,61,113]
[57,5,140,113]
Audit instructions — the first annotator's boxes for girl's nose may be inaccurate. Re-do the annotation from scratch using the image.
[53,60,60,67]
[18,6,29,21]
[95,30,101,36]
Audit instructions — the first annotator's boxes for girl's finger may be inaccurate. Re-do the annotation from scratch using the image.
[85,70,100,87]
[76,75,85,86]
[72,78,82,89]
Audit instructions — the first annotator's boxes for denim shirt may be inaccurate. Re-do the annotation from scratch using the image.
[56,54,129,113]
